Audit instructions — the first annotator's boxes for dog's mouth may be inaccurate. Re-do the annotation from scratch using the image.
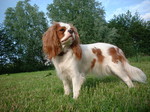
[61,35,74,44]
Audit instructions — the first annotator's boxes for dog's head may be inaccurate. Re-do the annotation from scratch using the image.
[42,22,81,59]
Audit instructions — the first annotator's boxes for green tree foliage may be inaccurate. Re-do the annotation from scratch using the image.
[108,10,150,56]
[0,24,15,73]
[47,0,118,44]
[2,0,48,74]
[0,24,13,65]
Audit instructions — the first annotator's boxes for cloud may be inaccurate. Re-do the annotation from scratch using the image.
[129,0,150,14]
[129,0,150,21]
[107,0,150,21]
[141,13,150,20]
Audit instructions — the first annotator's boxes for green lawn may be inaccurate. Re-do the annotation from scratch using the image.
[0,57,150,112]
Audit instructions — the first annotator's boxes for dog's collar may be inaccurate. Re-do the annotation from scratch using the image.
[58,50,68,56]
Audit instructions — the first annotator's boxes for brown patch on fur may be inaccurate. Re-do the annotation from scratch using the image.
[91,58,96,69]
[70,25,82,60]
[109,47,126,63]
[42,23,62,59]
[92,48,104,63]
[71,45,82,60]
[57,26,66,39]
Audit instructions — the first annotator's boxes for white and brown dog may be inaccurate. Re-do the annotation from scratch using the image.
[42,22,146,99]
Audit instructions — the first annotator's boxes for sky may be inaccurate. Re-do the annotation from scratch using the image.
[0,0,150,23]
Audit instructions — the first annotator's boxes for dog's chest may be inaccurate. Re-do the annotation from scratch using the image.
[52,50,76,75]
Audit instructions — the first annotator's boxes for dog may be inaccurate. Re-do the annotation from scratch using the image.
[42,22,146,99]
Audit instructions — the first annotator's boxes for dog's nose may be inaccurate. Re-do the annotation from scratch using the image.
[68,29,73,34]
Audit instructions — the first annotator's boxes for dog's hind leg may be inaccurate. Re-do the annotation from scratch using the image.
[108,63,134,88]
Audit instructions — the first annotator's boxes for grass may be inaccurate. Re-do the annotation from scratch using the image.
[0,56,150,112]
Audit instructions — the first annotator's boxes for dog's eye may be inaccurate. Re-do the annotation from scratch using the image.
[59,29,65,32]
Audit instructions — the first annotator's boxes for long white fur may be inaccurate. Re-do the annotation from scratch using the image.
[51,23,147,99]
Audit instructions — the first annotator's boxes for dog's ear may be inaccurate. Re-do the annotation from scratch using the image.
[70,25,82,60]
[73,26,79,38]
[70,24,79,38]
[42,23,61,59]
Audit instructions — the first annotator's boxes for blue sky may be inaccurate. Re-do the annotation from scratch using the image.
[0,0,150,23]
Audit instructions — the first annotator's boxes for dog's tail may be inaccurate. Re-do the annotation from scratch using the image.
[125,63,147,83]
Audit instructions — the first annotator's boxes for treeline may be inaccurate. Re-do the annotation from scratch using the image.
[0,0,150,74]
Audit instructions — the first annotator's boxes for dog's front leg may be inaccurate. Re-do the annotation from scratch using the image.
[62,79,71,96]
[72,75,85,99]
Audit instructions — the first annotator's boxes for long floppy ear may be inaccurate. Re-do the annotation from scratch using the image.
[42,24,61,59]
[70,25,82,60]
[70,24,79,38]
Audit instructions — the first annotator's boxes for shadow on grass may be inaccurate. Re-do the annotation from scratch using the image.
[83,76,119,88]
[44,72,53,77]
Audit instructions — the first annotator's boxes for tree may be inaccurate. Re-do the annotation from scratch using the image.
[47,0,118,44]
[0,24,11,64]
[108,10,150,56]
[3,0,48,73]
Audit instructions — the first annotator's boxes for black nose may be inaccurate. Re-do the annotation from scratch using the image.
[68,29,73,34]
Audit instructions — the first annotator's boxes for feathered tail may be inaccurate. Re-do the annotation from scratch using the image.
[125,63,147,83]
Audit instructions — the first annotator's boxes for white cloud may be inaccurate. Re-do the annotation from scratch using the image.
[141,13,150,20]
[129,0,150,14]
[107,0,150,21]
